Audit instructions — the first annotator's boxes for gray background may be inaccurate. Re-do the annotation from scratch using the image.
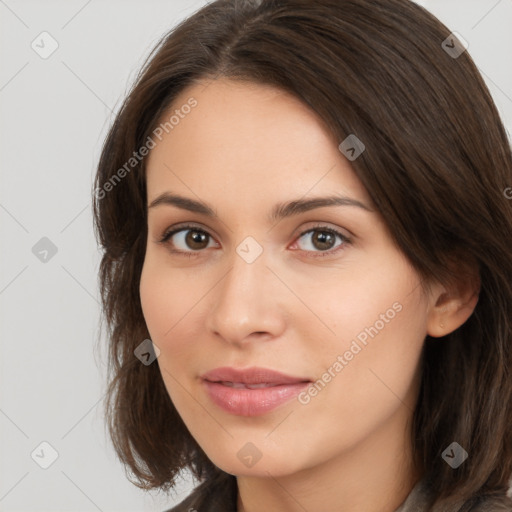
[1,0,511,510]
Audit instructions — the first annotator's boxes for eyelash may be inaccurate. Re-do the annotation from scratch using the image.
[157,223,351,259]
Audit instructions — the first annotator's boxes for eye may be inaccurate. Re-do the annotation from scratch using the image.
[158,224,217,257]
[292,225,351,257]
[157,223,351,258]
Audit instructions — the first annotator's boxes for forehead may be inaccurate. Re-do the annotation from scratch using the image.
[145,78,371,208]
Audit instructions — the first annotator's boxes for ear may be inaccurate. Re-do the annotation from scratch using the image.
[426,260,481,338]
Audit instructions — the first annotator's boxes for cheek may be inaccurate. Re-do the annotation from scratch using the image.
[313,281,426,416]
[139,257,206,372]
[316,257,423,348]
[139,264,168,337]
[140,259,184,348]
[307,259,427,409]
[139,262,196,411]
[290,287,426,468]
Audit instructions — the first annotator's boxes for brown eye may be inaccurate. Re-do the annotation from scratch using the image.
[184,230,209,250]
[294,226,350,256]
[311,231,336,250]
[160,225,216,253]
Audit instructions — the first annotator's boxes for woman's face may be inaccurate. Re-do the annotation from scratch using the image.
[140,78,434,477]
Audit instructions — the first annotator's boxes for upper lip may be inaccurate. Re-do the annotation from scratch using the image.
[201,366,311,385]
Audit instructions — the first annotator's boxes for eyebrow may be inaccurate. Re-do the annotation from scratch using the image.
[148,192,373,222]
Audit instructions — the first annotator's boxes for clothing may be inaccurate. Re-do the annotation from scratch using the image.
[163,471,512,512]
[165,472,237,512]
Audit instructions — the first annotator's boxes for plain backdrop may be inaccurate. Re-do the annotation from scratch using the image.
[1,0,511,510]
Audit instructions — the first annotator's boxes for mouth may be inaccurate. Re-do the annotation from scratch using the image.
[213,381,287,389]
[201,366,311,385]
[200,366,312,416]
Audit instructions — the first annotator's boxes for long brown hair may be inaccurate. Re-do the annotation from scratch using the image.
[92,0,512,508]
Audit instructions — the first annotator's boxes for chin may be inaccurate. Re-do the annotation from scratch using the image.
[206,446,311,479]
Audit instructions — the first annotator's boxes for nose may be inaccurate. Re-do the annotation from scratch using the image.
[206,243,287,347]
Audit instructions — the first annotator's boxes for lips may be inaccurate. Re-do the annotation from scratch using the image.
[200,366,312,416]
[201,366,310,386]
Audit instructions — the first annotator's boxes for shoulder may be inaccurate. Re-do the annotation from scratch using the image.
[396,476,512,512]
[459,493,512,512]
[162,472,238,512]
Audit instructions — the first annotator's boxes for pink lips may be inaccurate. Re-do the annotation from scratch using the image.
[201,366,311,416]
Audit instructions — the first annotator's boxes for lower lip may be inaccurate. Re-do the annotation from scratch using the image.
[202,380,310,416]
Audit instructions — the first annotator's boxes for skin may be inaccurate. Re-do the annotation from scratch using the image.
[140,78,479,512]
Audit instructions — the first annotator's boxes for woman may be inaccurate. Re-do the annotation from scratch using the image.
[93,0,512,510]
